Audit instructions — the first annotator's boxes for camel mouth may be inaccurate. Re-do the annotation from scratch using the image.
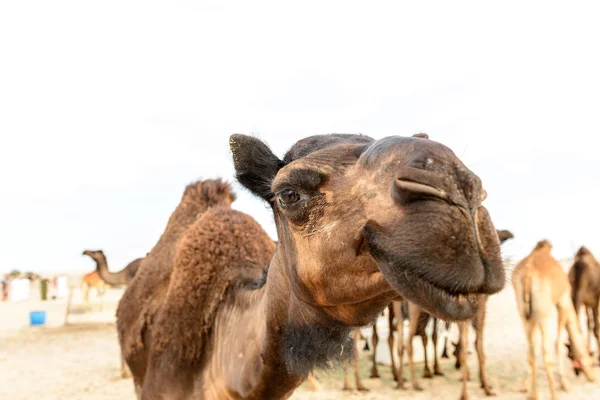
[363,222,486,321]
[379,256,482,321]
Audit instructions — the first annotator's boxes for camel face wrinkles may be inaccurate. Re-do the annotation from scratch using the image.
[232,133,505,323]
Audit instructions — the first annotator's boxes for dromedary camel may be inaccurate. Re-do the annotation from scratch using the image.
[80,270,105,304]
[119,133,506,399]
[568,246,600,366]
[512,240,595,400]
[82,250,144,286]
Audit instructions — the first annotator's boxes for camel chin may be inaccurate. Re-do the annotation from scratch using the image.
[364,212,502,322]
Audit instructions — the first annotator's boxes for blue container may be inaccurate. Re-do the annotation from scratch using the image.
[29,311,46,326]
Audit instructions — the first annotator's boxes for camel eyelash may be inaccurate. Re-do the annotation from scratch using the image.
[272,169,325,194]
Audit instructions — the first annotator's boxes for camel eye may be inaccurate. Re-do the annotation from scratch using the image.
[278,189,300,208]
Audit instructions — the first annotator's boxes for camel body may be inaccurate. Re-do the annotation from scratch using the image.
[512,241,594,400]
[80,270,105,303]
[568,246,600,362]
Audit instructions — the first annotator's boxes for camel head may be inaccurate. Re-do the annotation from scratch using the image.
[82,249,105,260]
[534,239,552,251]
[230,133,505,323]
[565,343,595,380]
[575,246,596,265]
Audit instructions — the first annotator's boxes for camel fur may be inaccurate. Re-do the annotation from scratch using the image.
[568,246,600,366]
[512,240,595,400]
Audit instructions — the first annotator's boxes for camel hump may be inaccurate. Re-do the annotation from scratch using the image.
[152,206,275,362]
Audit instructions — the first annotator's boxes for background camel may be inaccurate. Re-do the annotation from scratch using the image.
[122,133,505,399]
[82,250,144,286]
[568,246,600,365]
[80,270,105,304]
[512,240,595,400]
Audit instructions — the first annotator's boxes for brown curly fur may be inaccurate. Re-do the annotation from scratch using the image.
[116,179,236,380]
[152,206,274,363]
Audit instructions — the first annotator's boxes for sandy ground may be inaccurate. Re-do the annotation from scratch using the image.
[1,284,599,400]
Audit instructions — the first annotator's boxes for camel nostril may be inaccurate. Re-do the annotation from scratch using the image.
[392,177,448,205]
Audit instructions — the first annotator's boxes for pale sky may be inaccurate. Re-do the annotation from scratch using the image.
[1,1,599,274]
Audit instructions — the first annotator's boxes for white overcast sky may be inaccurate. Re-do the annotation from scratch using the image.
[1,1,599,274]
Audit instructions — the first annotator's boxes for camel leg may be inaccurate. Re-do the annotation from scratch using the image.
[121,353,131,379]
[388,306,399,382]
[432,318,443,376]
[422,332,432,378]
[82,282,89,304]
[308,372,322,392]
[474,304,494,396]
[353,330,369,391]
[521,323,538,400]
[370,321,380,378]
[459,321,469,400]
[99,282,105,312]
[556,306,569,392]
[592,300,600,363]
[407,309,423,391]
[586,306,593,352]
[394,302,407,389]
[442,337,450,359]
[342,364,353,391]
[134,380,143,400]
[540,318,557,400]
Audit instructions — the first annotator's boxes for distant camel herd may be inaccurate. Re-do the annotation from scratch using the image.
[79,133,598,399]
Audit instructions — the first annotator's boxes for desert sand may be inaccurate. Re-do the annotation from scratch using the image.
[1,280,598,400]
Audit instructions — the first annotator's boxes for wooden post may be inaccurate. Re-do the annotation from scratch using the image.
[64,288,74,325]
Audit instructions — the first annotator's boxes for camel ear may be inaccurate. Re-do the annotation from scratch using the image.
[496,230,514,244]
[229,134,283,201]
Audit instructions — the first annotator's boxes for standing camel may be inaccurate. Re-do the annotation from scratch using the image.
[118,133,507,399]
[568,246,600,366]
[80,270,105,304]
[512,240,595,400]
[82,250,144,286]
[399,301,444,391]
[82,249,144,378]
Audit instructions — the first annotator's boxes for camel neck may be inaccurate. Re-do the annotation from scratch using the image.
[92,254,110,277]
[94,254,132,286]
[204,254,351,399]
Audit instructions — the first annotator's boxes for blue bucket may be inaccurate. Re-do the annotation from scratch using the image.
[29,311,46,326]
